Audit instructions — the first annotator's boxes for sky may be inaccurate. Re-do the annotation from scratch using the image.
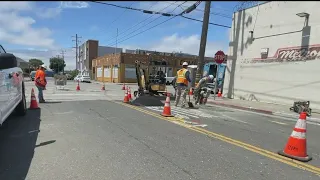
[0,1,240,70]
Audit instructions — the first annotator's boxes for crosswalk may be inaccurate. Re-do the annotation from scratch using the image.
[145,106,219,120]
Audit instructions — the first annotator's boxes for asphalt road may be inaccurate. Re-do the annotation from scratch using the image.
[0,79,319,179]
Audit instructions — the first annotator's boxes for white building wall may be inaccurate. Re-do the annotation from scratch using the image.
[224,1,320,109]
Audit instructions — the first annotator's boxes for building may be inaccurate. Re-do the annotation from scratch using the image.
[223,1,320,108]
[92,52,217,83]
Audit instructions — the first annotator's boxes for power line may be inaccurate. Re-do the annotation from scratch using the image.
[104,2,136,33]
[106,2,184,46]
[181,15,231,28]
[103,1,168,44]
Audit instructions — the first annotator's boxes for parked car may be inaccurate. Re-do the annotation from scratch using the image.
[74,75,91,83]
[30,71,36,81]
[0,45,27,125]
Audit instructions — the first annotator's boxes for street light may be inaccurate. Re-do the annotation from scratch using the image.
[296,12,309,18]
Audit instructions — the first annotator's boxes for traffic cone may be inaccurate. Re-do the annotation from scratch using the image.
[101,84,105,91]
[161,93,174,117]
[278,112,312,162]
[217,89,222,97]
[76,81,80,91]
[29,88,39,109]
[189,88,193,95]
[122,83,125,90]
[128,87,132,100]
[123,88,129,103]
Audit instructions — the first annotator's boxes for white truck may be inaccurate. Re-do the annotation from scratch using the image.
[0,45,27,125]
[165,76,175,85]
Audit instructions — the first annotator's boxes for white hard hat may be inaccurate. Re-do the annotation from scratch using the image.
[182,62,188,66]
[208,75,214,79]
[41,64,47,69]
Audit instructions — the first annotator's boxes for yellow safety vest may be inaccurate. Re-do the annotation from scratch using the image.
[176,68,188,85]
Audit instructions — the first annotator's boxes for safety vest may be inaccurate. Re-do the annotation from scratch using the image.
[176,68,188,85]
[35,70,46,87]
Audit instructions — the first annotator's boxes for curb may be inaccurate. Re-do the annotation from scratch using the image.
[207,101,320,123]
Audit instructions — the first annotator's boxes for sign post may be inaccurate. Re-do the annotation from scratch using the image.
[213,50,226,100]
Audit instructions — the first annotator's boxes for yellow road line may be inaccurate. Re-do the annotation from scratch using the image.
[116,101,320,175]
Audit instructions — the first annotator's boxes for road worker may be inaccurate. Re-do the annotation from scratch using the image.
[174,62,191,107]
[35,65,47,103]
[193,75,214,105]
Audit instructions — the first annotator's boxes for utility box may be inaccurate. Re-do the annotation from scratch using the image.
[188,65,197,88]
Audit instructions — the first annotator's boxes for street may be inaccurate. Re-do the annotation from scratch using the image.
[0,78,320,180]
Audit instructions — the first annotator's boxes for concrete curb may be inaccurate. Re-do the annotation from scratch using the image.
[207,101,320,123]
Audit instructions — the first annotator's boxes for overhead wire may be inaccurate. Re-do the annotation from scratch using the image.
[107,2,202,47]
[106,1,187,46]
[104,1,177,44]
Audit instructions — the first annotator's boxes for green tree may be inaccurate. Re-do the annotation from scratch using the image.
[29,58,44,69]
[70,69,79,79]
[49,57,66,73]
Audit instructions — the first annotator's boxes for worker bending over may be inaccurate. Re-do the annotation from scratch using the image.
[193,75,214,105]
[174,62,191,107]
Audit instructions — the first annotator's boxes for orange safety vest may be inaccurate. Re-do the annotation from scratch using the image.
[176,68,188,85]
[35,70,47,87]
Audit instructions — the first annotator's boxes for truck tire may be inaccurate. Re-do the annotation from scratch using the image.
[0,53,17,70]
[15,83,27,116]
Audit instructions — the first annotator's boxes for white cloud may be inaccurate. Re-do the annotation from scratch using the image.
[148,33,228,57]
[8,48,77,70]
[60,1,89,9]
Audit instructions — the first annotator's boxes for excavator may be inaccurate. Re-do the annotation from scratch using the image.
[133,60,168,98]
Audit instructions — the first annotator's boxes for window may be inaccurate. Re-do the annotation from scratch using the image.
[0,45,6,53]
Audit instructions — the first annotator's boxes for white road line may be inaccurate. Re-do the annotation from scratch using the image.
[219,113,250,125]
[271,121,287,125]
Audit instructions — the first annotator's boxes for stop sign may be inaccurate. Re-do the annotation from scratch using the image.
[214,50,225,64]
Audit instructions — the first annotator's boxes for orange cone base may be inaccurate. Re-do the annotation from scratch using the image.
[278,150,312,162]
[160,113,174,117]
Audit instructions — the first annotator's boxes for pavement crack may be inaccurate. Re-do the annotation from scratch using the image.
[89,108,198,180]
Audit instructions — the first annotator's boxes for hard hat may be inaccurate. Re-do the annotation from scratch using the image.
[208,75,214,79]
[41,64,47,69]
[182,62,188,66]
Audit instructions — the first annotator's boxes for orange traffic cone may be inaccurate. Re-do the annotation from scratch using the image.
[278,112,312,162]
[189,88,193,95]
[29,88,39,109]
[217,89,222,97]
[76,81,80,91]
[161,93,174,117]
[128,87,132,100]
[122,83,125,90]
[101,84,105,91]
[123,89,129,103]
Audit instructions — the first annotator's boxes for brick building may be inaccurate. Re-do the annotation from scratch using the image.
[92,53,214,83]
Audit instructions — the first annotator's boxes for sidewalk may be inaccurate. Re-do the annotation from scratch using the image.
[207,98,320,123]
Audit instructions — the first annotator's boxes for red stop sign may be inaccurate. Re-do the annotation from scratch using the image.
[214,50,225,64]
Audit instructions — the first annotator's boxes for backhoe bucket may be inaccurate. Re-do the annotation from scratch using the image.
[131,95,164,107]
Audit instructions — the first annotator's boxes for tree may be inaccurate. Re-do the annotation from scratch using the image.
[70,69,79,79]
[49,57,66,73]
[29,58,44,69]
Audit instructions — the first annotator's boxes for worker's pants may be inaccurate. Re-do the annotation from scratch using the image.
[36,85,44,101]
[175,86,188,107]
[194,87,210,105]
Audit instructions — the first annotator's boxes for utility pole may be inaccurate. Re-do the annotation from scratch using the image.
[72,34,82,71]
[195,1,211,83]
[60,49,66,74]
[115,28,118,54]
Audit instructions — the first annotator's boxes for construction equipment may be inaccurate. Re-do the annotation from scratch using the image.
[290,101,312,117]
[133,60,168,97]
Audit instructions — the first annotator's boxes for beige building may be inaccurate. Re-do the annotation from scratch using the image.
[224,1,320,108]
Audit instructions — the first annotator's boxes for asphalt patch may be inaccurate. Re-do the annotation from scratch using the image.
[131,96,164,107]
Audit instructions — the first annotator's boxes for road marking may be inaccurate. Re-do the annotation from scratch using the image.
[115,101,320,176]
[219,113,250,124]
[271,121,288,125]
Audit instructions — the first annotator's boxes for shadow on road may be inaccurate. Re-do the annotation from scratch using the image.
[42,101,62,104]
[0,109,41,180]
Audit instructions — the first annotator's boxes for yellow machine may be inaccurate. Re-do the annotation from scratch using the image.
[134,60,168,97]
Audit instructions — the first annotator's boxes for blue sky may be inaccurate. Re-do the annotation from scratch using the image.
[0,1,239,70]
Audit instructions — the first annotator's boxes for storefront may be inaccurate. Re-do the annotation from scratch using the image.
[223,1,320,108]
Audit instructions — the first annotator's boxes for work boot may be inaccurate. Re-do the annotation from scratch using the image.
[39,99,46,103]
